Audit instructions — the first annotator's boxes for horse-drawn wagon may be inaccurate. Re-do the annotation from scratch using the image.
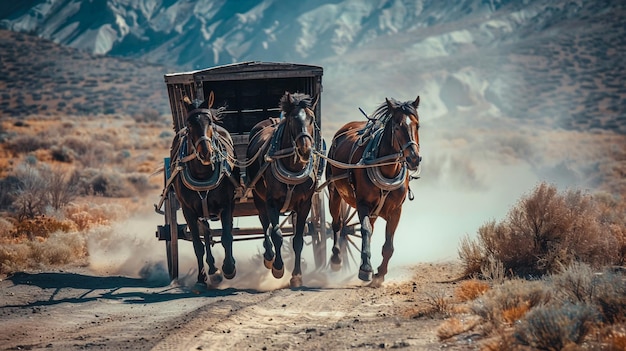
[154,62,329,285]
[154,61,422,288]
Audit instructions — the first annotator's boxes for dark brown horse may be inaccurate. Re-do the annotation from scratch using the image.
[170,92,240,287]
[246,92,318,288]
[326,96,421,286]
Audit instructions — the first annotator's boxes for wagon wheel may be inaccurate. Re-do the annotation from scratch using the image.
[337,199,361,271]
[164,188,179,282]
[307,191,327,269]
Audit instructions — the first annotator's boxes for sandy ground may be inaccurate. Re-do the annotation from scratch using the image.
[0,259,467,351]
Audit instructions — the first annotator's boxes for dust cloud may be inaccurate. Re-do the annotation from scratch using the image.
[86,207,372,289]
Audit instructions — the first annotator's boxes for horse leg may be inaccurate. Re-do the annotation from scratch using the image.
[254,196,273,269]
[186,218,208,285]
[372,212,400,287]
[290,202,312,288]
[268,204,284,279]
[220,204,237,280]
[357,203,374,282]
[201,220,223,287]
[328,184,343,271]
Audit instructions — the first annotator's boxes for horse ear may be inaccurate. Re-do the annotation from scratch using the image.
[182,96,193,111]
[412,96,420,109]
[208,91,215,108]
[385,97,393,110]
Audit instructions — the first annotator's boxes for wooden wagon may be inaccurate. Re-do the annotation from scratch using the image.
[154,61,330,281]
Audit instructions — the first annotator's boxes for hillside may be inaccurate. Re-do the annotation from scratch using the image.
[0,30,172,117]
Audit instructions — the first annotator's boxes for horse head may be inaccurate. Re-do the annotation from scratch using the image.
[182,91,220,166]
[385,96,421,171]
[280,92,316,164]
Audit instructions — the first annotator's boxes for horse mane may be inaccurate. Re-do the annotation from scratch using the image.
[280,92,312,113]
[370,98,417,125]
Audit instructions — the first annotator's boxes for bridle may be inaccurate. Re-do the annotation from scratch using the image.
[286,107,315,163]
[388,111,421,172]
[186,108,218,167]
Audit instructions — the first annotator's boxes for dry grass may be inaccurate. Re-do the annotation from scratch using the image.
[0,231,87,274]
[437,316,481,341]
[455,279,491,302]
[64,202,128,231]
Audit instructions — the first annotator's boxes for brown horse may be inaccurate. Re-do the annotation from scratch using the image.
[246,92,318,288]
[326,96,421,286]
[170,92,240,287]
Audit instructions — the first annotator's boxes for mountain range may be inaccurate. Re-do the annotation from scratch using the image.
[1,0,625,134]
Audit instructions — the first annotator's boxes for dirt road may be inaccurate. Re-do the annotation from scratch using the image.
[0,262,465,350]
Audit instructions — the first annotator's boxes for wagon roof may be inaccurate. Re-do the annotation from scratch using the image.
[164,61,323,84]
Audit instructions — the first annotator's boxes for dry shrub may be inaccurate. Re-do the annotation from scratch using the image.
[437,316,480,340]
[64,202,126,231]
[594,192,626,265]
[11,216,76,239]
[455,279,491,302]
[551,262,597,304]
[459,182,623,278]
[0,217,15,240]
[472,279,552,329]
[513,303,598,350]
[124,172,154,194]
[592,272,626,324]
[458,234,484,277]
[5,134,51,155]
[12,163,48,219]
[7,163,79,218]
[46,166,80,210]
[425,288,452,316]
[0,231,86,274]
[77,168,133,197]
[505,305,533,325]
[0,242,30,273]
[133,108,163,123]
[27,231,86,266]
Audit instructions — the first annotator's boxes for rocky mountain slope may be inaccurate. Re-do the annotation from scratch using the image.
[1,0,625,134]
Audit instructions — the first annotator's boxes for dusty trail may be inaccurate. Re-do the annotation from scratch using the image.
[0,262,464,351]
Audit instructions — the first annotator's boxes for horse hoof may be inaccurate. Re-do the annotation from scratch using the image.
[290,275,303,288]
[223,266,237,280]
[330,255,342,271]
[358,269,373,282]
[272,266,285,279]
[207,270,223,287]
[263,257,274,270]
[369,275,384,288]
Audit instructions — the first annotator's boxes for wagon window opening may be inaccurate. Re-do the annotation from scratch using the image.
[202,77,314,135]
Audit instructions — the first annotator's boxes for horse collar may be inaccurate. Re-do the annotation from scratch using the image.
[362,128,407,191]
[178,135,232,192]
